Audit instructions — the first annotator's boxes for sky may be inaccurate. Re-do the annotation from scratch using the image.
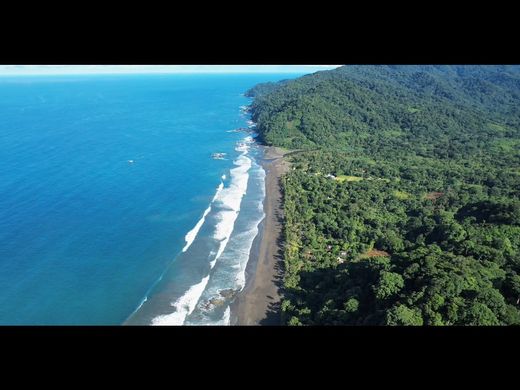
[0,65,342,75]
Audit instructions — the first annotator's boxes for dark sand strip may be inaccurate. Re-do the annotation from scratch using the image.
[231,146,289,325]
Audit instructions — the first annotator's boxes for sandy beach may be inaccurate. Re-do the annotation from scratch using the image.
[230,146,290,325]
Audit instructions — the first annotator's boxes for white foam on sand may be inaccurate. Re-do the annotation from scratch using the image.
[220,306,231,325]
[210,141,252,268]
[151,274,211,326]
[184,157,267,325]
[181,181,225,253]
[235,136,253,153]
[195,305,231,326]
[153,136,255,326]
[235,169,266,290]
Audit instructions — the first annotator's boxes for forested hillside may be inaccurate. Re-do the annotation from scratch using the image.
[247,65,520,325]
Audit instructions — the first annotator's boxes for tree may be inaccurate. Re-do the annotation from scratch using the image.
[374,271,405,300]
[344,298,359,313]
[253,65,520,326]
[386,304,424,325]
[463,302,500,325]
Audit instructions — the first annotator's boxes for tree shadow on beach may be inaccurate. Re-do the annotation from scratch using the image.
[259,301,282,325]
[258,247,285,325]
[259,175,286,326]
[273,175,286,289]
[259,246,285,326]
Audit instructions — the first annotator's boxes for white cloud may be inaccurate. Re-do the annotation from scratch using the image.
[0,65,342,75]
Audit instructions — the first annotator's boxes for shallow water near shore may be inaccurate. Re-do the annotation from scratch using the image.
[0,73,300,325]
[126,136,267,325]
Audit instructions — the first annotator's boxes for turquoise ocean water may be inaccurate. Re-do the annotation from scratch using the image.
[0,73,299,325]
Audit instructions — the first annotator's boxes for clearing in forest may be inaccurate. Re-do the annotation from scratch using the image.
[336,175,363,183]
[361,249,390,258]
[424,192,444,201]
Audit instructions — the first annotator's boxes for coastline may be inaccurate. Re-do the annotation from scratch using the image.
[230,145,289,325]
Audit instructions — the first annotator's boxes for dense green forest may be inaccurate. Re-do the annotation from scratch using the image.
[247,65,520,325]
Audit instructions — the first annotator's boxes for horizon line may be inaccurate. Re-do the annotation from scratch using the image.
[0,65,342,75]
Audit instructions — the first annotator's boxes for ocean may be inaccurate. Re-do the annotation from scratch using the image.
[0,73,299,325]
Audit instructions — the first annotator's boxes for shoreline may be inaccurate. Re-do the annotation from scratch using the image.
[230,145,289,325]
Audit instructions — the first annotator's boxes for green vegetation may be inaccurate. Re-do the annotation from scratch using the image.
[393,190,411,200]
[336,175,363,183]
[247,65,520,325]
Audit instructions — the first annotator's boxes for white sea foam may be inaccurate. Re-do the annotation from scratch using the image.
[220,196,265,292]
[182,206,211,252]
[181,181,225,253]
[132,296,148,314]
[155,133,258,326]
[212,182,225,202]
[191,304,231,326]
[220,306,231,325]
[210,150,252,267]
[235,210,265,289]
[235,144,247,153]
[207,250,217,268]
[210,136,258,287]
[151,274,211,325]
[189,163,266,325]
[235,168,266,289]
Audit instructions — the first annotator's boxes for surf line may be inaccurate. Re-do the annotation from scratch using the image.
[181,175,226,253]
[208,137,253,269]
[153,138,253,325]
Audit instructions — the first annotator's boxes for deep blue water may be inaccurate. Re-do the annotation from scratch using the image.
[0,73,299,325]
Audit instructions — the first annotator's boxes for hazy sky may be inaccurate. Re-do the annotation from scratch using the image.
[0,65,341,75]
